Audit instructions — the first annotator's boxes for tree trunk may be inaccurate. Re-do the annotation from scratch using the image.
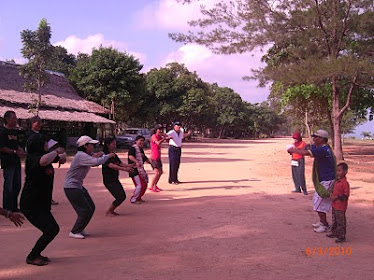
[304,111,312,144]
[332,77,343,160]
[219,127,225,139]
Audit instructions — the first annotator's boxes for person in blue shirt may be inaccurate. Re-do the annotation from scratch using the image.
[288,129,336,233]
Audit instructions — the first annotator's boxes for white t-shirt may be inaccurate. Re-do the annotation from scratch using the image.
[167,129,184,147]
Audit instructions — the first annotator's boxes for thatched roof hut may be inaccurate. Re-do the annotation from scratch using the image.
[0,61,115,124]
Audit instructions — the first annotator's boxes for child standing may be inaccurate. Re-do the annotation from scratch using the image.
[327,162,350,243]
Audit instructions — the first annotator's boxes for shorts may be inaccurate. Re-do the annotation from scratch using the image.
[151,159,162,170]
[313,180,334,213]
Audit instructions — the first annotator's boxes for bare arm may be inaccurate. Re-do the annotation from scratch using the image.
[129,155,140,167]
[288,147,312,156]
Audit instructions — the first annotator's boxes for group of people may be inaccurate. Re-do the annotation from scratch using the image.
[1,111,191,266]
[288,129,350,243]
[2,110,351,266]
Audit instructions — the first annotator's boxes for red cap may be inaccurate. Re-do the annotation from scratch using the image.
[292,132,301,139]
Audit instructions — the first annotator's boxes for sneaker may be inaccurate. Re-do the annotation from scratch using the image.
[314,225,328,233]
[335,237,346,243]
[69,232,85,239]
[312,221,323,228]
[155,186,163,191]
[79,230,89,236]
[292,190,301,193]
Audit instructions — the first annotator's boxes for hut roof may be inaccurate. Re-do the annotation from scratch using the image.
[0,61,109,116]
[0,105,115,124]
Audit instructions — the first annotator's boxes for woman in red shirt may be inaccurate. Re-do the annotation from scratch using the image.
[289,132,308,195]
[149,125,168,192]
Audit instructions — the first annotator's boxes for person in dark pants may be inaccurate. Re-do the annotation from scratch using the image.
[64,136,114,239]
[0,111,25,211]
[288,132,307,195]
[167,122,191,184]
[20,133,66,266]
[102,137,134,216]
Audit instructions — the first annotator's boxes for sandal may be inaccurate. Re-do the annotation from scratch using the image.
[26,256,49,266]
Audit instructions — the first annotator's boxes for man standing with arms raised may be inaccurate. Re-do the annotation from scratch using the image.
[289,129,336,233]
[167,122,191,185]
[0,111,25,212]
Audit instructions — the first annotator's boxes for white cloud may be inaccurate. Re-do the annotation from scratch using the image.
[163,44,269,103]
[137,0,218,30]
[54,34,146,63]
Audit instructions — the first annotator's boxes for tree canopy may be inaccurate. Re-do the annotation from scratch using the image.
[69,46,145,122]
[20,18,53,114]
[171,0,374,159]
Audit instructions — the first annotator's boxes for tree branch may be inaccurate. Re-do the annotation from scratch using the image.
[339,73,358,117]
[314,0,331,55]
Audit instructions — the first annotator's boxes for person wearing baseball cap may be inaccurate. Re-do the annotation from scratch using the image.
[64,135,115,239]
[288,129,336,233]
[288,132,307,195]
[167,122,191,185]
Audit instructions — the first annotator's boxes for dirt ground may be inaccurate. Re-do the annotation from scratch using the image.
[0,138,373,280]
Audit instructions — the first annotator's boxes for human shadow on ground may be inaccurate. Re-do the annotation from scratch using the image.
[176,179,259,184]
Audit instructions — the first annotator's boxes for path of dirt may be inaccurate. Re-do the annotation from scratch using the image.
[1,138,373,279]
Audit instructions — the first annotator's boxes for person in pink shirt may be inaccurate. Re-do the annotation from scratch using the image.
[149,124,168,192]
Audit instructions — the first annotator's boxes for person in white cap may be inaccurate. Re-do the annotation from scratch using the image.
[64,135,115,239]
[288,129,336,233]
[167,122,191,184]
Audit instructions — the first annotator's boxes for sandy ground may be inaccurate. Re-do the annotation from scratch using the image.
[0,138,373,280]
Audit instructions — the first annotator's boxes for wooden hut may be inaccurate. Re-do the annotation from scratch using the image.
[0,61,115,147]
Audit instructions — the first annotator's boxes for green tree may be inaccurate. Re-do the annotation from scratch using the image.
[20,18,53,114]
[144,62,211,127]
[69,47,145,122]
[171,0,374,160]
[45,46,76,76]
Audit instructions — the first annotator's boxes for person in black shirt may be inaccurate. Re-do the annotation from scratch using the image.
[20,133,66,266]
[26,116,59,205]
[102,137,134,216]
[0,111,25,211]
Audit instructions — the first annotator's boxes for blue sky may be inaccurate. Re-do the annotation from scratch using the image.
[0,0,269,103]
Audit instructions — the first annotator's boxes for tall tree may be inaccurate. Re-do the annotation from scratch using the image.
[45,46,76,76]
[171,0,374,160]
[20,18,53,114]
[69,47,145,122]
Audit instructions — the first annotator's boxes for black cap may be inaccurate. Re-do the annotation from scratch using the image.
[173,121,181,126]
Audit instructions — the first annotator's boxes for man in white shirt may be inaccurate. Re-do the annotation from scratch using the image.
[167,122,191,184]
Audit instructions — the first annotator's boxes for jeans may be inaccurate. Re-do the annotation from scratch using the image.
[64,187,95,234]
[291,158,307,193]
[22,208,60,260]
[168,146,181,183]
[2,164,22,211]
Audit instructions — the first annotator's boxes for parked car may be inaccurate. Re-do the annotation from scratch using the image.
[116,128,152,148]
